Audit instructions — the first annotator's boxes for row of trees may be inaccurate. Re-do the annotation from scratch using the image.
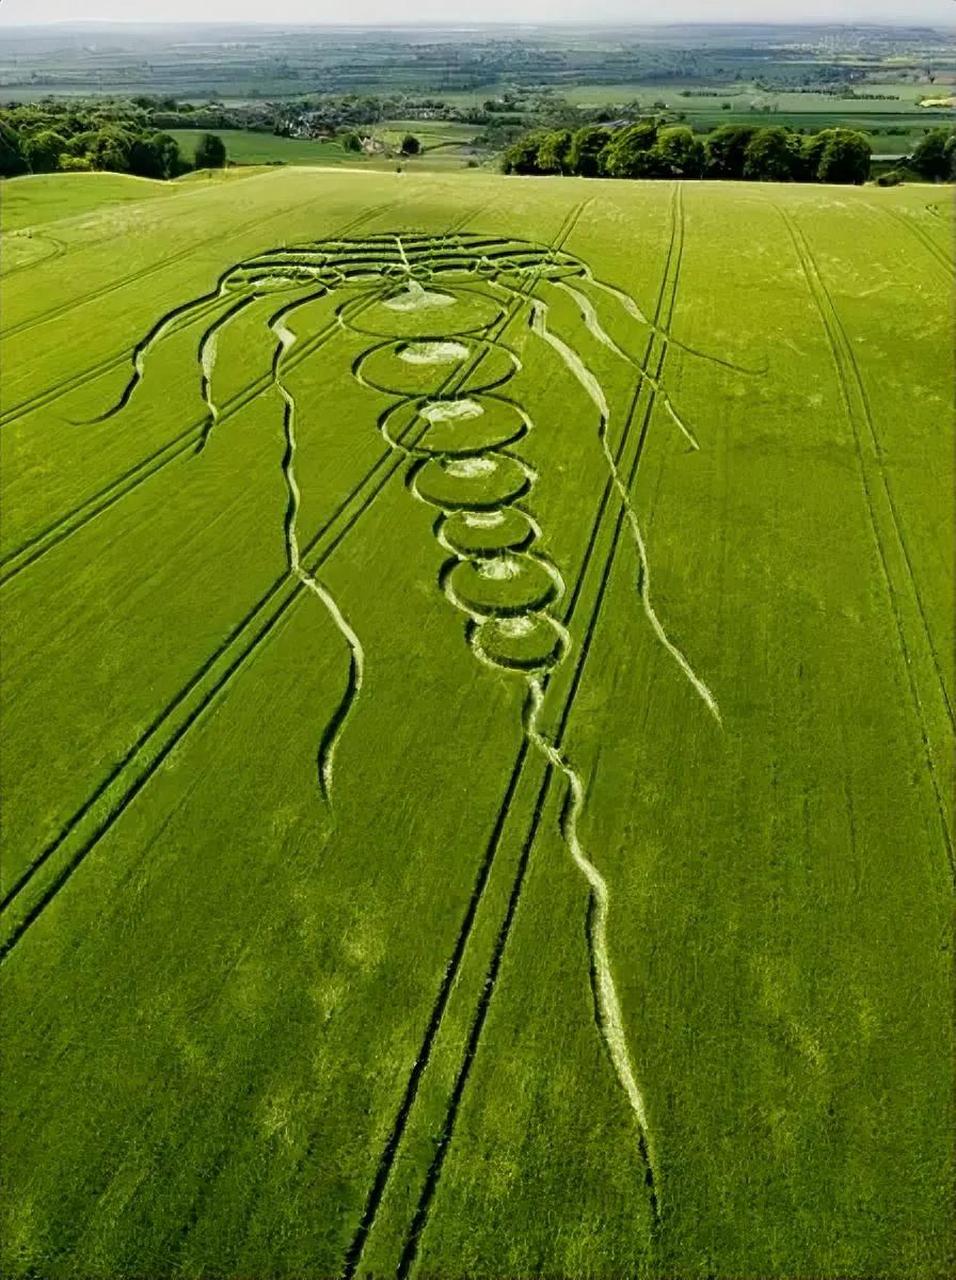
[503,121,874,185]
[910,128,956,182]
[0,108,227,179]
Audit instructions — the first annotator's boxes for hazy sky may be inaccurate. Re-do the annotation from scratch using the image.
[0,1,953,25]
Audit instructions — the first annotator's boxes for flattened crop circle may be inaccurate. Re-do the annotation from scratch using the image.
[356,338,517,397]
[472,612,567,671]
[413,453,530,510]
[388,396,527,457]
[447,553,559,617]
[347,285,503,339]
[439,507,536,557]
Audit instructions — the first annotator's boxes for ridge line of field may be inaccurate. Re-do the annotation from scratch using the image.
[392,189,686,1275]
[777,204,953,879]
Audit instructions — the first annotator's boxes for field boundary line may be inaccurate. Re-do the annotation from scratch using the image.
[777,203,953,879]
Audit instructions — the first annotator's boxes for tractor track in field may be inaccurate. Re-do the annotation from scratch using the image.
[0,230,67,278]
[876,204,954,282]
[342,190,681,1280]
[778,206,954,879]
[0,204,512,958]
[0,210,424,588]
[0,200,400,428]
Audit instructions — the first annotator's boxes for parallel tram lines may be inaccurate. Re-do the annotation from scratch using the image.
[342,186,686,1277]
[777,204,954,880]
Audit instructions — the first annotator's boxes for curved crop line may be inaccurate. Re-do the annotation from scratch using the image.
[75,282,237,424]
[271,313,365,805]
[1,230,66,279]
[0,289,379,591]
[553,280,700,451]
[0,291,226,430]
[386,205,689,1271]
[584,273,766,376]
[1,190,401,343]
[340,214,596,1280]
[51,192,405,426]
[195,293,257,453]
[531,298,720,723]
[525,676,659,1186]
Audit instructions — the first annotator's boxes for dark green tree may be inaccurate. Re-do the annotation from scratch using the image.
[653,125,705,178]
[129,132,181,179]
[88,128,135,173]
[816,129,871,185]
[501,132,547,175]
[911,128,955,181]
[23,128,67,174]
[194,132,227,169]
[704,124,760,179]
[568,125,610,177]
[0,118,29,177]
[945,133,956,182]
[600,122,659,179]
[400,133,421,156]
[340,131,362,153]
[799,131,829,182]
[742,127,802,182]
[537,129,573,175]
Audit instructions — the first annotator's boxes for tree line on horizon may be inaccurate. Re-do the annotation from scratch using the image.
[502,121,956,185]
[0,105,228,179]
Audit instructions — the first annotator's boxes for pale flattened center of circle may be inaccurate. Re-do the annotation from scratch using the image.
[463,510,506,528]
[444,456,498,478]
[399,341,469,365]
[479,557,521,581]
[420,399,484,424]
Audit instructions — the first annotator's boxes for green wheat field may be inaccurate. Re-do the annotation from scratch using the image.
[1,167,953,1279]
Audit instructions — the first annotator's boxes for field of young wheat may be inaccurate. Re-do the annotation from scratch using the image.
[1,167,952,1279]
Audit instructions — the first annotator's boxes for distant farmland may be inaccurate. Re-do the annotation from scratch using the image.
[0,167,952,1279]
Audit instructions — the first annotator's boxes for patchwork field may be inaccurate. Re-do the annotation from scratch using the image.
[0,167,952,1279]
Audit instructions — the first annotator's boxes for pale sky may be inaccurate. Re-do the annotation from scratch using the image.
[0,1,953,25]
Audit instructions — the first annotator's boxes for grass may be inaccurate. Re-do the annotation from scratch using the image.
[167,125,484,173]
[0,165,952,1280]
[0,170,178,232]
[169,127,355,167]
